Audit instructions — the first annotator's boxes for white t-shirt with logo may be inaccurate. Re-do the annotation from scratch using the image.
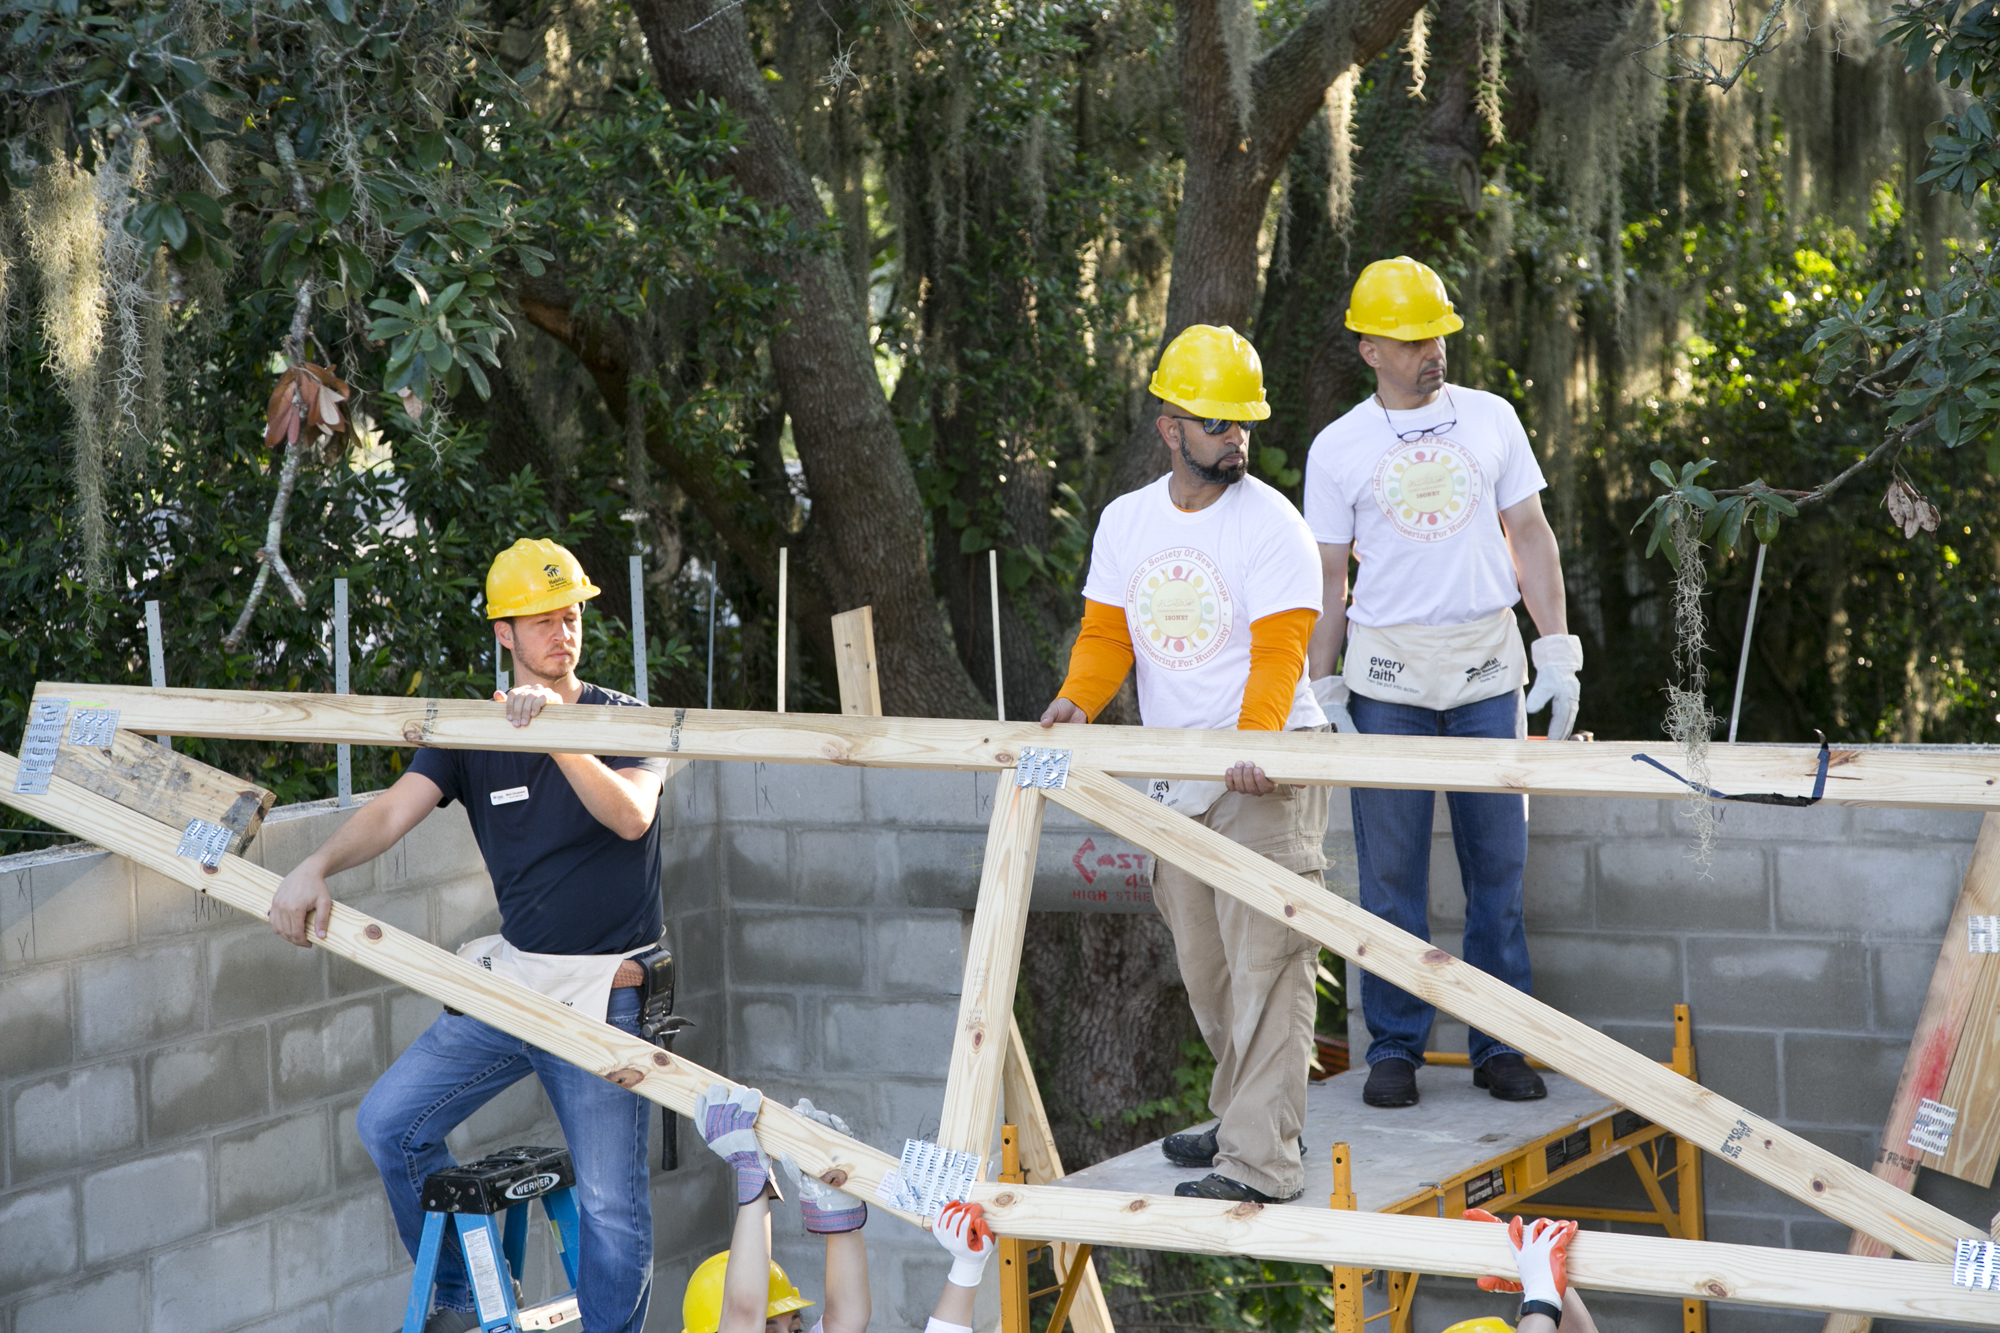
[1302,385,1546,628]
[1080,475,1326,732]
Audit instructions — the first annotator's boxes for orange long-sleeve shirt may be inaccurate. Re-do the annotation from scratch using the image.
[1056,600,1316,730]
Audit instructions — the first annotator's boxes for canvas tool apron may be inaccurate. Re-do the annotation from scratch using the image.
[1342,605,1527,714]
[455,935,650,1023]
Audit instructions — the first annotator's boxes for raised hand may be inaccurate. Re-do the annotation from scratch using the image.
[693,1083,771,1205]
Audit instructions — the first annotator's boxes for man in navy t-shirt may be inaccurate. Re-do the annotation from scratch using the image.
[268,539,668,1333]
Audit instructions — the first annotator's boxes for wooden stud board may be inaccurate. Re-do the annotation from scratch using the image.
[1003,1017,1114,1333]
[40,682,2000,810]
[831,607,884,717]
[967,1182,2000,1325]
[5,749,2000,1322]
[938,780,1046,1160]
[1824,815,2000,1333]
[51,728,275,855]
[1932,946,2000,1185]
[1042,764,1979,1264]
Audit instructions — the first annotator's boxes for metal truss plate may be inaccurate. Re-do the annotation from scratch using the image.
[14,699,68,795]
[66,707,119,748]
[176,817,234,869]
[1014,746,1071,790]
[1956,1238,2000,1290]
[874,1138,980,1217]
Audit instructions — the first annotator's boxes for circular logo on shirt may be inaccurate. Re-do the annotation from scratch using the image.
[1128,547,1233,671]
[1373,440,1483,541]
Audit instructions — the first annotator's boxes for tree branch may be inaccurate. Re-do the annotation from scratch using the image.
[1249,0,1427,181]
[1632,0,1787,93]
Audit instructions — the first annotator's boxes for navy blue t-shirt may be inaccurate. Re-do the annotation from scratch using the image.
[410,683,668,955]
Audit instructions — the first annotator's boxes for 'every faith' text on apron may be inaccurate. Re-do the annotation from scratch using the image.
[1342,605,1527,713]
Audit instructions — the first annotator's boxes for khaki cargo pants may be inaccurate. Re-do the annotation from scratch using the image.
[1151,780,1330,1198]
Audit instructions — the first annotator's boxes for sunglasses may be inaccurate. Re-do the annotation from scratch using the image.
[1167,414,1256,435]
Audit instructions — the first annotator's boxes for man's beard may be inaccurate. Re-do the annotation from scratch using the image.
[1180,438,1246,486]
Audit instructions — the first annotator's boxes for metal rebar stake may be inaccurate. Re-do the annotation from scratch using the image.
[776,547,788,714]
[989,548,1005,722]
[1727,542,1768,744]
[334,578,352,808]
[145,600,169,749]
[706,567,717,710]
[630,553,648,705]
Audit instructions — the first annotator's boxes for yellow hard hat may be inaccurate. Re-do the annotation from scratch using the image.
[485,538,602,620]
[1440,1320,1513,1333]
[681,1251,814,1333]
[1345,256,1466,341]
[1148,324,1272,421]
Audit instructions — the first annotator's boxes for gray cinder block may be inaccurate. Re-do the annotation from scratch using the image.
[1687,938,1868,1030]
[1597,842,1768,932]
[0,1181,78,1296]
[149,1222,274,1333]
[81,1148,208,1263]
[862,767,988,827]
[872,916,964,994]
[147,1028,271,1140]
[1528,933,1683,1021]
[217,1111,330,1225]
[1775,844,1968,937]
[8,1265,141,1330]
[791,831,898,908]
[730,994,802,1073]
[271,1188,391,1303]
[730,913,866,989]
[272,1000,383,1108]
[0,967,72,1079]
[820,1000,953,1075]
[1782,1031,1906,1128]
[9,1062,139,1180]
[6,854,132,964]
[76,942,204,1056]
[721,761,863,825]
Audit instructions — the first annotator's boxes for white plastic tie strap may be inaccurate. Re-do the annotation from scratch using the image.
[1015,747,1071,790]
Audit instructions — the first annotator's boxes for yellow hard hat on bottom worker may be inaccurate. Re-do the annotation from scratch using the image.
[1148,324,1272,421]
[1440,1320,1514,1333]
[1346,255,1465,342]
[682,1251,814,1333]
[485,537,602,620]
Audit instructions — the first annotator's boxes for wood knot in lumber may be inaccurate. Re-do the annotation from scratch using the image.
[651,1052,672,1067]
[1422,948,1451,965]
[818,1168,850,1188]
[605,1067,645,1088]
[1226,1201,1264,1219]
[364,925,383,941]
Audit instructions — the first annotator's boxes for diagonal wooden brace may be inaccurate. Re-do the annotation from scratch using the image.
[938,778,1046,1163]
[1041,764,1980,1264]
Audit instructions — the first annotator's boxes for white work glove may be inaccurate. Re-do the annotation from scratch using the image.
[1508,1216,1577,1308]
[1523,635,1582,741]
[693,1083,772,1205]
[932,1199,995,1288]
[1310,675,1357,734]
[780,1099,867,1234]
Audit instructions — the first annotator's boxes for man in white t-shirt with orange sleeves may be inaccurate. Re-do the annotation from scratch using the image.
[1040,324,1329,1204]
[1303,257,1582,1112]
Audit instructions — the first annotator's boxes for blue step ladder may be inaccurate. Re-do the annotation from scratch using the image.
[404,1145,583,1332]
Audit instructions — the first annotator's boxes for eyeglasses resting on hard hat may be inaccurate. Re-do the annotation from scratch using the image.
[1165,413,1256,435]
[1377,386,1457,443]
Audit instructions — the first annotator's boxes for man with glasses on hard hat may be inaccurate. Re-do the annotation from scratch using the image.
[1303,257,1581,1112]
[267,539,669,1333]
[1040,324,1329,1204]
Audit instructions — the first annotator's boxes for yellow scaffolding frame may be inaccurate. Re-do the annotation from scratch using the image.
[1332,1005,1708,1333]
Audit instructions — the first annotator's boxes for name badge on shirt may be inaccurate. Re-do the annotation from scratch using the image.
[489,786,530,806]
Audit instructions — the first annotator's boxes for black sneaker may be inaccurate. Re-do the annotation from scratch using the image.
[1162,1126,1218,1168]
[1362,1057,1419,1107]
[1473,1052,1547,1101]
[408,1311,478,1333]
[1172,1172,1302,1204]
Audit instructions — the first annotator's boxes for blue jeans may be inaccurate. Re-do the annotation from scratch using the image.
[1350,689,1532,1069]
[357,989,652,1333]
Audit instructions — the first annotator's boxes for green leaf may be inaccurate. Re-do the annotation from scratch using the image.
[1649,459,1677,487]
[321,181,353,226]
[159,205,188,251]
[1753,505,1782,545]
